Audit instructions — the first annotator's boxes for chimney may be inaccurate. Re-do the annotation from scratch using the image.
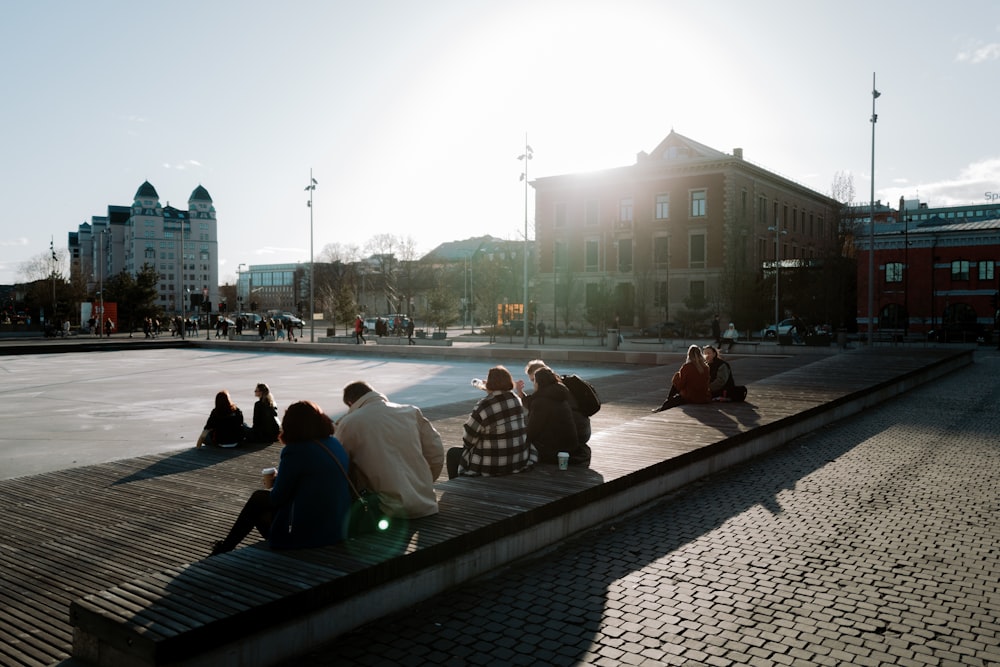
[733,147,743,159]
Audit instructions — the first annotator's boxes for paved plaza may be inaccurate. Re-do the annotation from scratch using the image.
[2,342,997,666]
[286,350,1000,667]
[0,344,627,480]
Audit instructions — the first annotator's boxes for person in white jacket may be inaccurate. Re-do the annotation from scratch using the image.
[335,381,444,519]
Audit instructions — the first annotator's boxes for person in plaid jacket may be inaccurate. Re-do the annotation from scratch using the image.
[446,366,538,479]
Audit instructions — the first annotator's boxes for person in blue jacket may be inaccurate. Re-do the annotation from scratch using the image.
[210,400,352,555]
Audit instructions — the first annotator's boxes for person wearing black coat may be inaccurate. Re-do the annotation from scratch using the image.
[196,390,246,448]
[244,383,280,444]
[518,359,593,466]
[525,368,582,464]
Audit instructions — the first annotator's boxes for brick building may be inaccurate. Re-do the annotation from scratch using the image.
[855,198,1000,340]
[531,131,841,332]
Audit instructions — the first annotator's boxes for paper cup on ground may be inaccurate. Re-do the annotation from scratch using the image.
[557,452,570,470]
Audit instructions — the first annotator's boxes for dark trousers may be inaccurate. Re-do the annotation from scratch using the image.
[219,489,273,551]
[446,447,465,479]
[655,385,684,412]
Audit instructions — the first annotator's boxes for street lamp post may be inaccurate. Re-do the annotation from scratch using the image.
[868,73,880,346]
[518,135,533,349]
[305,171,318,343]
[50,237,57,321]
[180,211,186,339]
[237,263,247,317]
[767,223,788,339]
[98,231,105,337]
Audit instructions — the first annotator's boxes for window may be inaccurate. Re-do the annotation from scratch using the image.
[585,200,600,226]
[759,196,767,224]
[585,239,600,271]
[689,232,705,269]
[585,282,601,309]
[619,198,633,222]
[885,262,903,283]
[655,194,670,220]
[979,261,995,281]
[741,189,747,217]
[554,241,569,270]
[690,190,706,217]
[654,281,668,308]
[617,238,633,272]
[951,260,970,281]
[689,280,705,302]
[653,236,669,267]
[555,202,567,228]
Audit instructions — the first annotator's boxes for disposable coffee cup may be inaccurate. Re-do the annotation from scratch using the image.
[557,452,570,470]
[261,467,277,486]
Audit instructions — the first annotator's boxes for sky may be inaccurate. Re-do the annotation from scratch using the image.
[2,0,1000,286]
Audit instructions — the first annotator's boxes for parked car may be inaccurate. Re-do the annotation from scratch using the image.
[502,319,535,336]
[760,318,797,339]
[640,321,682,337]
[927,322,992,344]
[362,314,411,335]
[272,312,303,327]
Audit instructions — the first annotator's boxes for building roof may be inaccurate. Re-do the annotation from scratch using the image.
[189,184,212,202]
[163,205,189,220]
[108,205,131,224]
[643,129,730,163]
[911,218,1000,232]
[134,181,159,200]
[422,235,506,262]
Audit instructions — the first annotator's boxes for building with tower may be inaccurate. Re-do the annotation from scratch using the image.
[69,181,220,317]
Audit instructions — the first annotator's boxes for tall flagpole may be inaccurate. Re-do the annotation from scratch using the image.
[518,135,533,349]
[868,73,880,346]
[305,170,318,342]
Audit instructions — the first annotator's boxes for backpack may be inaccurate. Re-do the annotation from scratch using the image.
[562,374,601,417]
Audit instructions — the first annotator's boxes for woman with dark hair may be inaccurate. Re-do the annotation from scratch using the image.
[196,390,246,448]
[652,345,712,412]
[211,400,352,555]
[244,383,281,444]
[446,365,537,478]
[525,367,581,464]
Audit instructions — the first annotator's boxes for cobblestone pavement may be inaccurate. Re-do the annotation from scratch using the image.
[290,350,1000,667]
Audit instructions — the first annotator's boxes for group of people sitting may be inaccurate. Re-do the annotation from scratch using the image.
[446,360,592,478]
[206,359,593,557]
[195,383,282,448]
[652,344,747,412]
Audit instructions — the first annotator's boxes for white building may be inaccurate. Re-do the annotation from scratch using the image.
[70,181,220,315]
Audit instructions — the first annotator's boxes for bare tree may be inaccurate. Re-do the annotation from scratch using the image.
[18,249,66,283]
[318,242,362,264]
[365,234,401,314]
[830,170,856,205]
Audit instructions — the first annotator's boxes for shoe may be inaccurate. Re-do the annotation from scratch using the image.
[651,407,664,413]
[210,540,232,556]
